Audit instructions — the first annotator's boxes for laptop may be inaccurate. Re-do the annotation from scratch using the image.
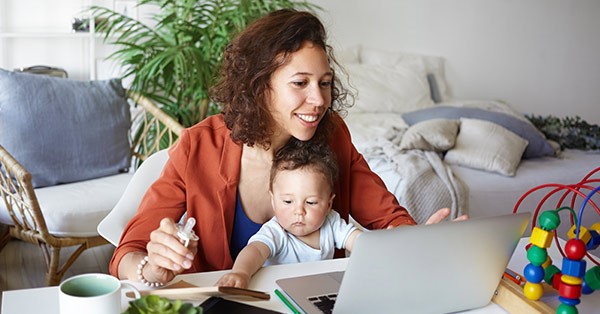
[276,213,530,314]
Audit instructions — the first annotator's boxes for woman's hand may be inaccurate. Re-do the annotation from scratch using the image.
[425,208,469,225]
[143,217,198,284]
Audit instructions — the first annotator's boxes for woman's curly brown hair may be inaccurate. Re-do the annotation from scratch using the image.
[211,9,352,149]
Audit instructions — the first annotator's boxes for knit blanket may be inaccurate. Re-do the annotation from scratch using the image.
[363,127,468,224]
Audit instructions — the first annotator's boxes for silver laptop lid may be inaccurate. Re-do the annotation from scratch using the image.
[333,213,530,314]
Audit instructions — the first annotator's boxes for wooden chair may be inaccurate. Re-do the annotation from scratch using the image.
[0,91,184,286]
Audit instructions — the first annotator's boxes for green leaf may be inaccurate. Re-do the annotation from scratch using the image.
[526,114,600,150]
[92,0,319,157]
[123,295,203,314]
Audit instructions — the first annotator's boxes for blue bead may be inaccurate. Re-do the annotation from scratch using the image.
[558,296,581,306]
[587,230,600,250]
[562,258,587,278]
[581,280,593,295]
[524,263,545,283]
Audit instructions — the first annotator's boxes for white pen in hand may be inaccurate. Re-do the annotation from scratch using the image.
[177,217,199,247]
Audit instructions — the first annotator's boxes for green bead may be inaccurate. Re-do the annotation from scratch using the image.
[585,266,600,290]
[538,211,560,231]
[527,245,548,266]
[544,264,561,283]
[556,304,578,314]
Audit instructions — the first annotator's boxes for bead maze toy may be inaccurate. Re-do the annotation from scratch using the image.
[513,167,600,314]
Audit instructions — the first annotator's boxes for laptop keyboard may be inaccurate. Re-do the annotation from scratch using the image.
[308,293,338,314]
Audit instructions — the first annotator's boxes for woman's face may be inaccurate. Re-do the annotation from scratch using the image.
[268,42,332,144]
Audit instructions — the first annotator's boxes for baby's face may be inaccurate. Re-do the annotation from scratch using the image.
[270,168,334,238]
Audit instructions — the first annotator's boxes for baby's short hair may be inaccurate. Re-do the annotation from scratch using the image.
[270,139,338,191]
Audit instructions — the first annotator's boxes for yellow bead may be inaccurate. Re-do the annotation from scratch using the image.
[561,274,583,285]
[567,225,591,244]
[541,256,553,269]
[591,222,600,233]
[531,227,553,248]
[524,282,544,300]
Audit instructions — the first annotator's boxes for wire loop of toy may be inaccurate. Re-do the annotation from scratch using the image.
[516,167,600,313]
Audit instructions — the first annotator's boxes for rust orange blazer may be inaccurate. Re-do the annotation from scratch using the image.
[110,114,415,276]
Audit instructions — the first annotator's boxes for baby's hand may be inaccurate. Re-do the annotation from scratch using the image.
[215,272,250,288]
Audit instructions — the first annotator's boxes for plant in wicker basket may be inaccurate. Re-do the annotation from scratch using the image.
[91,0,317,156]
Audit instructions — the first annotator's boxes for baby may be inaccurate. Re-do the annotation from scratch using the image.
[216,140,361,288]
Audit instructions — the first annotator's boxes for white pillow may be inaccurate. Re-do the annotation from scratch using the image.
[336,45,361,64]
[343,63,433,113]
[360,47,451,102]
[444,118,529,176]
[400,119,459,151]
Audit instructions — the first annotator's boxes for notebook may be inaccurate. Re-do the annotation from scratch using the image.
[276,213,530,314]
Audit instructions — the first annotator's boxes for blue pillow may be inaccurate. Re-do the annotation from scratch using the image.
[402,106,554,159]
[0,69,131,188]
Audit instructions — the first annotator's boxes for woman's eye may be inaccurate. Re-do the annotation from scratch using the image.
[292,81,307,87]
[320,81,332,87]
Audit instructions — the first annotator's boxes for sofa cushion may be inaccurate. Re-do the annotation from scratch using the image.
[0,173,133,237]
[0,69,131,188]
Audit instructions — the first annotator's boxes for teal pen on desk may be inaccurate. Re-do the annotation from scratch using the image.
[274,289,302,314]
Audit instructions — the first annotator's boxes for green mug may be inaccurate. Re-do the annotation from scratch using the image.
[59,273,140,314]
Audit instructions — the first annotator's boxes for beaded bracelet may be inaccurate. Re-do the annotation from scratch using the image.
[137,256,164,287]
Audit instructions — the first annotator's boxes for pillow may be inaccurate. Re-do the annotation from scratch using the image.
[344,63,434,113]
[427,73,442,103]
[360,47,451,102]
[336,45,361,64]
[0,69,131,188]
[445,118,528,176]
[399,119,459,151]
[401,105,554,159]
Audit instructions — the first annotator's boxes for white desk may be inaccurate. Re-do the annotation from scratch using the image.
[2,238,598,313]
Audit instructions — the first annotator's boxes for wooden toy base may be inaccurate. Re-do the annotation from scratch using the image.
[492,277,554,313]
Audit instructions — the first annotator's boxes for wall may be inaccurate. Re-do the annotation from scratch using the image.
[3,1,598,123]
[0,0,154,81]
[313,0,600,124]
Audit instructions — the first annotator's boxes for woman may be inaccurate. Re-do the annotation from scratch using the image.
[111,9,464,286]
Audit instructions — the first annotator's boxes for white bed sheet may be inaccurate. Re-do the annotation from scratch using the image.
[451,150,600,236]
[344,113,600,251]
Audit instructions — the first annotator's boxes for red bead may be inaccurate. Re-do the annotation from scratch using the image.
[565,239,587,260]
[552,273,563,289]
[559,282,582,299]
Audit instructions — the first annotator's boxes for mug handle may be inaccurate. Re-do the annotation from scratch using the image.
[122,282,141,299]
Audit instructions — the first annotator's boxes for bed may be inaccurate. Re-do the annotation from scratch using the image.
[337,46,600,245]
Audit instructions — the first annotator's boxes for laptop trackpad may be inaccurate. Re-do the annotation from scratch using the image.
[276,271,345,314]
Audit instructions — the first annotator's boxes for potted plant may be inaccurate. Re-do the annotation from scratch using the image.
[91,0,316,152]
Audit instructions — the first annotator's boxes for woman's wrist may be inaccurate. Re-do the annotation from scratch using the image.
[137,256,165,287]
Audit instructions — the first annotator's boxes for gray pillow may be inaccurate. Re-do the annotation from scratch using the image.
[426,73,442,103]
[402,106,554,159]
[0,69,131,188]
